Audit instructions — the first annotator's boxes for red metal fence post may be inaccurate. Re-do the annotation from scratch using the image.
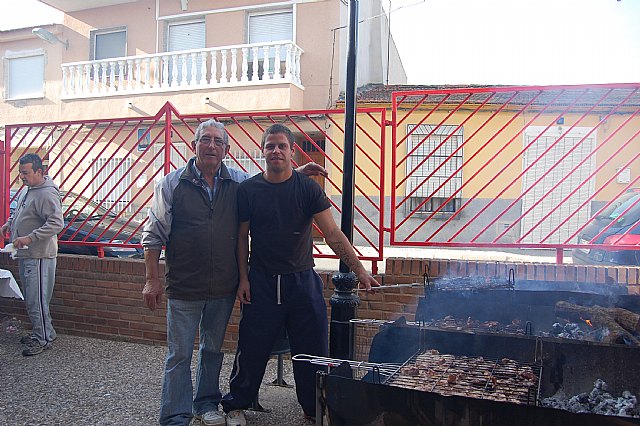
[164,103,172,176]
[0,129,7,241]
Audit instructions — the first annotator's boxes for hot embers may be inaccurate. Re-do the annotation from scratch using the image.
[542,379,640,418]
[385,349,540,405]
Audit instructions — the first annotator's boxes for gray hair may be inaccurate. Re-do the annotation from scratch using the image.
[194,119,229,145]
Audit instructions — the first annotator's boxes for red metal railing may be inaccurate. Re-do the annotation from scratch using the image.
[8,84,640,268]
[2,103,385,269]
[391,83,640,264]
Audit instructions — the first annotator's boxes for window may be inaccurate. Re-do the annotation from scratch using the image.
[92,158,132,214]
[248,9,293,78]
[168,20,205,52]
[405,124,463,214]
[248,9,294,44]
[91,28,127,60]
[5,51,45,99]
[167,19,205,83]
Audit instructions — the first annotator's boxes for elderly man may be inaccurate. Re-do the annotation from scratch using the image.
[1,153,64,357]
[142,119,326,426]
[222,124,379,426]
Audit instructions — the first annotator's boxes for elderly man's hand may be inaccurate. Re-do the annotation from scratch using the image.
[143,278,163,311]
[237,277,251,304]
[297,162,328,177]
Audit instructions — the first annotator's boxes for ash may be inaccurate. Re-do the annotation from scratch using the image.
[541,379,639,418]
[539,322,610,342]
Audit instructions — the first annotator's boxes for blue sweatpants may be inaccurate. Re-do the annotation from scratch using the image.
[222,268,328,416]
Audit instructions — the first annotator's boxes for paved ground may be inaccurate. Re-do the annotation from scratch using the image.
[0,328,313,426]
[0,246,560,425]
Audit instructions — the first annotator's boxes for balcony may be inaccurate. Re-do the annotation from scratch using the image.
[61,41,304,99]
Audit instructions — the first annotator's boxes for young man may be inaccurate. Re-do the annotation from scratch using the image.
[222,124,379,426]
[1,153,64,356]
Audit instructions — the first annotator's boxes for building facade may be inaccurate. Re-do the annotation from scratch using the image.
[1,0,406,124]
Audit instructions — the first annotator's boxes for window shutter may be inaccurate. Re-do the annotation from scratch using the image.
[249,11,293,44]
[8,55,45,98]
[168,20,205,52]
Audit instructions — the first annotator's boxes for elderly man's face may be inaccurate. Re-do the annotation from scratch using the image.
[194,126,229,173]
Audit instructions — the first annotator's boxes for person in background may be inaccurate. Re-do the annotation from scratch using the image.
[142,119,327,426]
[1,153,64,357]
[221,124,379,426]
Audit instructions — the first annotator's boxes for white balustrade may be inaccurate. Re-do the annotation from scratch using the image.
[220,49,228,84]
[230,49,238,83]
[83,64,91,93]
[126,60,134,91]
[60,41,304,98]
[210,51,217,84]
[252,47,259,81]
[161,57,169,88]
[241,48,249,83]
[199,51,208,86]
[61,66,68,96]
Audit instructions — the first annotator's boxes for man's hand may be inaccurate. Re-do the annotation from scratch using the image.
[237,277,251,304]
[1,223,9,236]
[356,271,380,293]
[12,236,32,249]
[297,162,328,177]
[143,278,163,311]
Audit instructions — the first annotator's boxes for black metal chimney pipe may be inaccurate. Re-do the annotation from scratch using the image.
[330,0,360,359]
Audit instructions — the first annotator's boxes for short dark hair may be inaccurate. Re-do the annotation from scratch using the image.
[261,124,295,149]
[19,153,44,173]
[194,119,229,145]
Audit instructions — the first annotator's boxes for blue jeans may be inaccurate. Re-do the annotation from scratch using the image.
[18,258,57,345]
[160,295,236,426]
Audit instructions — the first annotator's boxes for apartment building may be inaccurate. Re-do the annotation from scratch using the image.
[1,0,406,123]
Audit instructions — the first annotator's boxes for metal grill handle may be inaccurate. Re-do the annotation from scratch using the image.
[292,354,402,375]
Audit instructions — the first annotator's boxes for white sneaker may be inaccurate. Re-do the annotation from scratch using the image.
[225,410,246,426]
[201,410,225,426]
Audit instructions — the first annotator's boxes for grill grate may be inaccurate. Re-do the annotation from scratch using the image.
[385,349,542,406]
[423,316,530,335]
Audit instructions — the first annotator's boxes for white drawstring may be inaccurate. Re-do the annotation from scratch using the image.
[276,274,282,305]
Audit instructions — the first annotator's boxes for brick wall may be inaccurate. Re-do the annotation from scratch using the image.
[1,254,638,352]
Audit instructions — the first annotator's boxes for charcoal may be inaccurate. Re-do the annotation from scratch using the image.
[551,322,564,334]
[541,380,640,418]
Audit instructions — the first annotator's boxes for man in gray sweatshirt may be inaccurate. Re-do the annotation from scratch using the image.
[1,153,64,356]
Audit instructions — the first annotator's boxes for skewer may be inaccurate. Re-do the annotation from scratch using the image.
[292,354,402,375]
[355,282,425,293]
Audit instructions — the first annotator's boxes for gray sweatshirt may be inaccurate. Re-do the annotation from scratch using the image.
[7,177,64,259]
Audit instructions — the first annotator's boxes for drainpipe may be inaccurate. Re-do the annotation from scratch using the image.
[330,0,359,360]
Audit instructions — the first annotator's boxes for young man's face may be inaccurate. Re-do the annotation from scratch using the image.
[18,162,44,187]
[193,126,229,173]
[263,133,294,173]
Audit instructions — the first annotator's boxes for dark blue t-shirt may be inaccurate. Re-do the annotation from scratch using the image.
[237,170,331,275]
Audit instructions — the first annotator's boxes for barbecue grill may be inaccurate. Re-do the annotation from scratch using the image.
[312,273,640,425]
